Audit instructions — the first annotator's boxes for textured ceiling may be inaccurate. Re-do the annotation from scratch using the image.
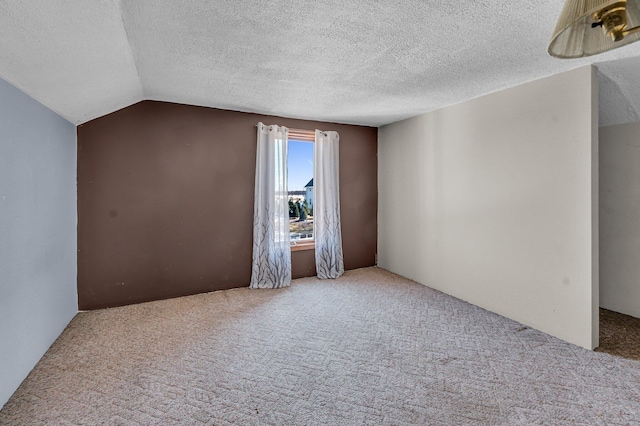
[597,55,640,127]
[1,0,640,127]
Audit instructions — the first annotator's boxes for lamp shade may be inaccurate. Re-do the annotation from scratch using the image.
[548,0,640,58]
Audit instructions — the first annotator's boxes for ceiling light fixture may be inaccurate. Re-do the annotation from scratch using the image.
[548,0,640,58]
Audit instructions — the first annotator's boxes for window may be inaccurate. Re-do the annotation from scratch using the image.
[287,129,314,250]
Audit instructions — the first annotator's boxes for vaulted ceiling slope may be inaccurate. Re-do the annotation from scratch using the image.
[1,1,640,127]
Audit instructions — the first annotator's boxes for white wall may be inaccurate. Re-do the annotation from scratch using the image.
[0,77,77,408]
[378,66,599,349]
[600,121,640,319]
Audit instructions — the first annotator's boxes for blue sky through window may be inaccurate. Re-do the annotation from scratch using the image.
[288,140,313,191]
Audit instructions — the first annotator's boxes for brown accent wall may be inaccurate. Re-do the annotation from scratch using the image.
[77,101,377,310]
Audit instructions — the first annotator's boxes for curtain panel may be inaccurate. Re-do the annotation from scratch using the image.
[314,130,345,279]
[250,123,291,289]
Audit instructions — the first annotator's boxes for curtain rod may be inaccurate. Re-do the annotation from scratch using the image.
[255,124,332,141]
[255,124,314,132]
[255,124,324,136]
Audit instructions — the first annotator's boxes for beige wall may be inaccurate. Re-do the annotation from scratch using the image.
[378,66,599,349]
[600,121,640,319]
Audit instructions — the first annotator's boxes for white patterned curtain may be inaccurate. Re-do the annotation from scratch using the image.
[250,123,291,289]
[314,130,344,279]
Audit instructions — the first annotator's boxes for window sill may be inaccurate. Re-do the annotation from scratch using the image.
[291,241,315,252]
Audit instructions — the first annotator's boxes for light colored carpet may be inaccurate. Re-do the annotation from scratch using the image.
[1,267,640,425]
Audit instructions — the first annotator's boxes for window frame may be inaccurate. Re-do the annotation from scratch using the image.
[288,129,315,251]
